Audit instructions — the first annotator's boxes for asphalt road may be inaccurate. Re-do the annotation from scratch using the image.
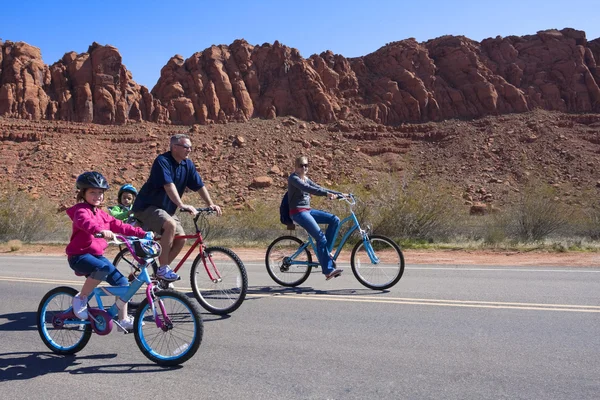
[0,255,599,399]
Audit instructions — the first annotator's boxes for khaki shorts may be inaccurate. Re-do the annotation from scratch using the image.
[134,206,185,236]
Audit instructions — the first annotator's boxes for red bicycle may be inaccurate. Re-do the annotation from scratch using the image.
[113,208,248,315]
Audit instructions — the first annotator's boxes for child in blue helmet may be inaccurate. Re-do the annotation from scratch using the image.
[109,184,138,221]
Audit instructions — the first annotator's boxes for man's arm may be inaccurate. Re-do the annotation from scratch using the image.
[198,186,222,216]
[164,183,198,216]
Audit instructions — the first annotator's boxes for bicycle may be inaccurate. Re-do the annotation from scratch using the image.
[37,235,204,366]
[113,208,248,315]
[265,194,405,290]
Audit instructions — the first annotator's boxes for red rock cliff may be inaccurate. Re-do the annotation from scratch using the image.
[1,28,599,126]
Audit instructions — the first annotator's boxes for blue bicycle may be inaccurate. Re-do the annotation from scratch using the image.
[265,194,405,290]
[37,235,203,366]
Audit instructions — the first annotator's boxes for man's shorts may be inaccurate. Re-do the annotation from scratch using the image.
[135,206,185,236]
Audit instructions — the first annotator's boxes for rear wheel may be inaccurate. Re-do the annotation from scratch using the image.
[190,247,248,315]
[134,290,203,366]
[350,235,404,290]
[37,286,92,354]
[265,236,313,287]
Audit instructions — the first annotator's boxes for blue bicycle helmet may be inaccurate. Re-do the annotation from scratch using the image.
[118,183,138,199]
[76,171,109,190]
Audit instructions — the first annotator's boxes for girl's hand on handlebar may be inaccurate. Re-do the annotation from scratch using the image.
[99,230,115,240]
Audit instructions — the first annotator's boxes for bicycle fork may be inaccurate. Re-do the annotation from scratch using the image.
[202,251,223,283]
[360,230,380,264]
[147,284,172,331]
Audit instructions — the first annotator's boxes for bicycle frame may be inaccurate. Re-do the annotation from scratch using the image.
[170,210,223,283]
[62,236,168,331]
[289,196,380,266]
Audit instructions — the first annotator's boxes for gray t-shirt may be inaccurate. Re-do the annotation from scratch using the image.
[287,172,340,211]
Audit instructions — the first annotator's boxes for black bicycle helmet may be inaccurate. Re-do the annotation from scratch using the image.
[76,171,110,190]
[118,183,138,199]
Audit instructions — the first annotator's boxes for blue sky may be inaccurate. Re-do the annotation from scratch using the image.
[3,0,598,89]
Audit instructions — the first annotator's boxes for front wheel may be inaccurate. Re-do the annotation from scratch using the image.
[37,286,93,355]
[265,236,313,287]
[190,247,248,315]
[134,289,203,366]
[350,235,405,290]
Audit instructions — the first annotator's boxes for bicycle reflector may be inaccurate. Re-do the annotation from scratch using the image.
[134,240,161,258]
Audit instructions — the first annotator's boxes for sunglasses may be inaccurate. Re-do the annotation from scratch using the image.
[174,143,193,150]
[299,164,309,168]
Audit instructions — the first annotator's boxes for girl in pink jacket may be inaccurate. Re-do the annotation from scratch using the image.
[66,171,150,331]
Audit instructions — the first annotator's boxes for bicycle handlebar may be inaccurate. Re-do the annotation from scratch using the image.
[179,207,214,214]
[335,193,356,206]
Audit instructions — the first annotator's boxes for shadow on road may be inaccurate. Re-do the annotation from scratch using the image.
[0,352,179,381]
[0,311,37,332]
[247,286,390,296]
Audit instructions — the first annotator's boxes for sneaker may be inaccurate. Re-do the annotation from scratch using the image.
[156,265,180,282]
[72,294,88,319]
[117,315,145,332]
[325,268,343,281]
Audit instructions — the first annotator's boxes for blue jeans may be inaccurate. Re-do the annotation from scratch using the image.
[291,209,340,275]
[68,254,128,286]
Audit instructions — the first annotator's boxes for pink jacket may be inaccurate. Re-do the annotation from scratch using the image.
[65,202,146,256]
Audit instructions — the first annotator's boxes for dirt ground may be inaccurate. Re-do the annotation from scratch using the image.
[1,243,599,267]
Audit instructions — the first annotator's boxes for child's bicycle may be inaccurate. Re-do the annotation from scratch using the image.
[265,194,405,290]
[37,235,203,366]
[113,208,248,315]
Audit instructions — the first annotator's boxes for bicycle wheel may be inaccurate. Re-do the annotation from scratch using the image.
[350,235,405,290]
[134,289,203,366]
[190,246,248,315]
[113,248,157,308]
[265,236,313,287]
[37,286,92,355]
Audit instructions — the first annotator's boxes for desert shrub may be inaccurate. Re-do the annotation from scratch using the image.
[481,212,509,246]
[7,239,22,251]
[0,192,70,242]
[179,199,282,246]
[574,205,600,240]
[505,182,573,242]
[364,175,463,242]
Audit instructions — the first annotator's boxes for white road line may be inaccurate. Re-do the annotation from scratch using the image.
[244,262,600,272]
[270,293,600,313]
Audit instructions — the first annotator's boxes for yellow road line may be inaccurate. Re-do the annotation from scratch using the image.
[5,275,598,313]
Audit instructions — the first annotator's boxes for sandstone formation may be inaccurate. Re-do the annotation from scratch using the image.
[0,41,167,124]
[1,28,600,126]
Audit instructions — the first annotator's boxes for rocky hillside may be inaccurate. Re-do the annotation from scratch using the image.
[1,28,599,126]
[1,109,600,212]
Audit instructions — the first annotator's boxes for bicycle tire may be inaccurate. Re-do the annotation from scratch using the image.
[37,286,93,355]
[113,248,157,308]
[265,236,313,287]
[134,289,203,366]
[190,246,248,315]
[350,235,405,290]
